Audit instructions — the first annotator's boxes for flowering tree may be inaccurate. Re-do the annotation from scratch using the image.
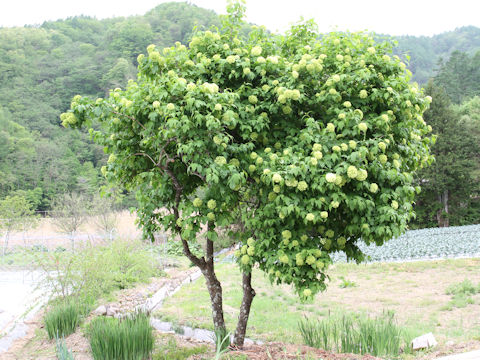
[62,1,433,347]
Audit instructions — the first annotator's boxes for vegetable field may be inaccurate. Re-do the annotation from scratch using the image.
[332,224,480,262]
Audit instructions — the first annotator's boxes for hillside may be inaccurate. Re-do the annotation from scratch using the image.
[394,26,480,84]
[0,1,479,212]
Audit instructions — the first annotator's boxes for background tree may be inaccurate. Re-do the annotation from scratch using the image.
[413,82,480,227]
[63,1,432,347]
[92,193,119,241]
[0,195,35,255]
[51,192,89,251]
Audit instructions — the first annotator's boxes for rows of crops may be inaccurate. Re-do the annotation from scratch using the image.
[332,224,480,263]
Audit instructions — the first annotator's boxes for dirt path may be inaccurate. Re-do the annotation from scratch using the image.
[0,271,46,353]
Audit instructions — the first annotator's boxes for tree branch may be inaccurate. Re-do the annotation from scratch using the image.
[111,110,146,130]
[206,222,214,265]
[164,166,206,269]
[130,152,159,167]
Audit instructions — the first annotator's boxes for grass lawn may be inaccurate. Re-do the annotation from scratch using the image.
[158,258,480,346]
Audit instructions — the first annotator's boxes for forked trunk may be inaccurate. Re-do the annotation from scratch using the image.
[202,263,227,334]
[168,173,228,340]
[233,271,256,346]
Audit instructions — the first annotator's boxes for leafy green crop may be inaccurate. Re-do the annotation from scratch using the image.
[332,224,480,262]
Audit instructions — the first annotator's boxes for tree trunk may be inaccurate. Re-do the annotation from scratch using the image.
[2,231,9,256]
[165,170,227,341]
[202,264,227,334]
[203,237,227,335]
[233,271,256,347]
[436,190,449,227]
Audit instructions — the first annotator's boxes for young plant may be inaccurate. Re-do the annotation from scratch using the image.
[55,337,74,360]
[299,311,410,357]
[88,312,154,360]
[44,300,89,339]
[338,276,357,289]
[62,0,433,347]
[51,192,89,251]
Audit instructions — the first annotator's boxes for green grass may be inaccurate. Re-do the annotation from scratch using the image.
[88,312,154,360]
[446,279,480,296]
[44,300,90,339]
[152,337,209,360]
[159,264,341,342]
[298,311,411,358]
[0,247,43,267]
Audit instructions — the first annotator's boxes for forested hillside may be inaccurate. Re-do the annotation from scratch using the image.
[394,26,480,84]
[0,2,220,210]
[0,1,479,226]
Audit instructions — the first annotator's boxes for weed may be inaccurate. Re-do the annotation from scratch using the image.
[446,279,479,296]
[444,279,480,310]
[172,323,185,335]
[88,312,154,360]
[152,337,208,360]
[35,239,162,302]
[338,276,357,288]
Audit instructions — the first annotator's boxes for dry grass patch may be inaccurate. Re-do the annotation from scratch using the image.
[159,258,480,348]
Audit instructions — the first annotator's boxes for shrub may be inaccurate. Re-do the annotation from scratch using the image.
[44,300,89,339]
[36,239,161,302]
[63,0,433,346]
[159,239,202,257]
[298,311,409,357]
[88,312,154,360]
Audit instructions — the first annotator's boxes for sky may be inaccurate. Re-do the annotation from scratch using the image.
[1,0,479,36]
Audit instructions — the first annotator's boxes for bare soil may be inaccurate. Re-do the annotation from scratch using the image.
[7,210,141,250]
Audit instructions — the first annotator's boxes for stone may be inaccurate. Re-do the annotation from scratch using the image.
[411,333,437,350]
[106,306,119,317]
[93,305,107,316]
[244,338,254,346]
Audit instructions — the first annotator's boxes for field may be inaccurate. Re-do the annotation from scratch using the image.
[332,225,480,262]
[2,222,480,359]
[159,258,480,354]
